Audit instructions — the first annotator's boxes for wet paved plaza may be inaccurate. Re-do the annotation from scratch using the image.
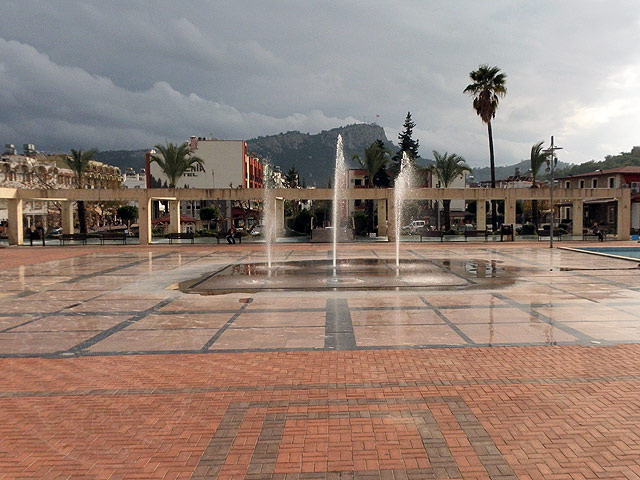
[2,242,640,479]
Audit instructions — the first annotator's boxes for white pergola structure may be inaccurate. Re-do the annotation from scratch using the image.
[0,186,631,245]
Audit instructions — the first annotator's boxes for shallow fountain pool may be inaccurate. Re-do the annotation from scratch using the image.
[180,258,519,295]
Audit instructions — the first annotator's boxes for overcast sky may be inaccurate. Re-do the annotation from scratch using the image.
[1,1,639,167]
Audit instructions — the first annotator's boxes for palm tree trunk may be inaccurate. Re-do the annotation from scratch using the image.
[78,201,87,233]
[487,121,498,231]
[532,199,539,227]
[367,199,374,233]
[444,200,451,231]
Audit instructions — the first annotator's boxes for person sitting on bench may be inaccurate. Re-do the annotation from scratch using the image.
[592,222,604,242]
[226,226,236,244]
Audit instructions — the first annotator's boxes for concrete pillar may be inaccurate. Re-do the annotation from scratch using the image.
[476,200,487,231]
[617,189,631,240]
[275,197,285,236]
[138,197,152,245]
[61,201,74,234]
[377,199,387,237]
[387,195,396,242]
[169,200,181,234]
[572,199,583,237]
[504,191,516,226]
[8,198,23,246]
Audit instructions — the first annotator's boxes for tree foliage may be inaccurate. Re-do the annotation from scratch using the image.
[352,140,390,187]
[529,141,549,186]
[117,205,138,227]
[429,151,471,231]
[428,151,471,188]
[150,142,204,188]
[394,112,419,164]
[64,148,97,234]
[464,64,507,230]
[284,166,300,188]
[464,65,507,124]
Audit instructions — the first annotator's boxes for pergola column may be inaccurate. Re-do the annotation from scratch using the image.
[61,201,74,234]
[476,200,486,231]
[377,199,387,237]
[572,199,583,237]
[387,195,396,242]
[275,197,285,236]
[617,188,631,240]
[8,199,23,246]
[169,200,181,234]
[504,191,516,226]
[138,196,152,245]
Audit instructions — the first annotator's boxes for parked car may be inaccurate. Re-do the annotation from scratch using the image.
[249,225,264,236]
[49,227,62,236]
[401,220,426,234]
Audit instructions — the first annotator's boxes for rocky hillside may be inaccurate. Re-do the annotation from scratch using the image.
[247,123,394,186]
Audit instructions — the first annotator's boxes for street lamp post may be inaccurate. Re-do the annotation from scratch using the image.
[543,136,563,248]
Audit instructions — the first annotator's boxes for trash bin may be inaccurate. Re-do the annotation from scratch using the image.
[500,224,514,242]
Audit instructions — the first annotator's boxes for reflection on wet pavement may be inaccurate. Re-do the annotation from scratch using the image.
[0,244,639,356]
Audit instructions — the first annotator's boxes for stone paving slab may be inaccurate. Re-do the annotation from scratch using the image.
[0,242,640,478]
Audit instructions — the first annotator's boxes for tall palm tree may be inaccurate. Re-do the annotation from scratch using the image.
[428,151,471,231]
[529,141,549,227]
[150,141,204,188]
[352,140,390,232]
[65,148,97,233]
[464,64,507,231]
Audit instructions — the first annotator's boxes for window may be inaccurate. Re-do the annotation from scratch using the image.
[354,199,362,206]
[579,179,585,188]
[608,177,615,188]
[354,179,362,186]
[564,181,570,189]
[592,179,598,188]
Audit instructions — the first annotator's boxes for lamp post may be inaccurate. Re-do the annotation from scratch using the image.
[543,136,562,248]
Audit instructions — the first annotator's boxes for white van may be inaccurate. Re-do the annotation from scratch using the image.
[402,220,426,233]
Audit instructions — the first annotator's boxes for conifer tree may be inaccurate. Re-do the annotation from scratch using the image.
[395,112,420,163]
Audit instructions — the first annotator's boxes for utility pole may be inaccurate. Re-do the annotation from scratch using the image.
[543,136,562,248]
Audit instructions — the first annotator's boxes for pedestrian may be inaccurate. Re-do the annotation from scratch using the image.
[226,226,236,244]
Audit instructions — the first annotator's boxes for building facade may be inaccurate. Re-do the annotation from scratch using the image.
[559,166,640,231]
[1,145,122,228]
[147,137,265,228]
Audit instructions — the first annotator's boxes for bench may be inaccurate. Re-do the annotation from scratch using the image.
[216,232,242,244]
[167,232,195,244]
[60,233,88,245]
[419,230,444,242]
[537,229,563,241]
[583,229,607,241]
[464,230,490,241]
[99,231,127,245]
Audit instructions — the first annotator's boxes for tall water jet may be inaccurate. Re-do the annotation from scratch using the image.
[332,135,348,268]
[262,163,276,270]
[395,151,415,267]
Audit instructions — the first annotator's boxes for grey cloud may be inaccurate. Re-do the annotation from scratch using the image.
[1,1,640,166]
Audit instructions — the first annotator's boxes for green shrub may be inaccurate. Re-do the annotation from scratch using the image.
[353,212,368,236]
[288,209,313,235]
[443,229,458,236]
[519,224,537,235]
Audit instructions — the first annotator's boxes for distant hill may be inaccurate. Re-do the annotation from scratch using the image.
[470,160,569,183]
[554,146,640,177]
[94,149,147,172]
[470,146,640,182]
[92,134,640,187]
[247,123,395,186]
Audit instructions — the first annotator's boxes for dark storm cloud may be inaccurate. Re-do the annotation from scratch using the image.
[1,0,639,165]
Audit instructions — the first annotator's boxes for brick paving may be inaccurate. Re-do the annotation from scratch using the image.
[1,242,640,478]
